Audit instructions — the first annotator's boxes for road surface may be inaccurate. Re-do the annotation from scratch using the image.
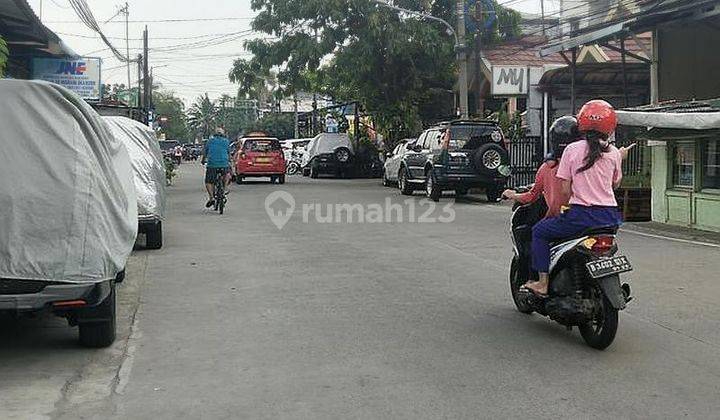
[3,162,720,419]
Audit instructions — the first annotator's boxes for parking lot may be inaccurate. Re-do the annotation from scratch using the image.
[2,162,720,419]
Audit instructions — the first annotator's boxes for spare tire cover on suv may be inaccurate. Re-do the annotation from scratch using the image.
[472,143,509,176]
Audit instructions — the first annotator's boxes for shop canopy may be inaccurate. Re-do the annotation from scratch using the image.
[618,99,720,130]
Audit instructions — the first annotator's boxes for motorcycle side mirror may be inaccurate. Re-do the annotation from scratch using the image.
[385,152,393,158]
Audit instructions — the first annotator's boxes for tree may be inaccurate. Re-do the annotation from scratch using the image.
[187,94,217,139]
[217,95,259,139]
[247,113,295,140]
[233,0,521,142]
[0,36,8,78]
[154,90,190,141]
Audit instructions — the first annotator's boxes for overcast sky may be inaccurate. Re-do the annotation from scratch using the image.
[30,0,559,106]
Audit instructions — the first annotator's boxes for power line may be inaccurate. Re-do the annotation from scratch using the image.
[67,0,138,63]
[45,16,257,24]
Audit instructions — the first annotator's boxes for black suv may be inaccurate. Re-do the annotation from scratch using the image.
[397,120,510,202]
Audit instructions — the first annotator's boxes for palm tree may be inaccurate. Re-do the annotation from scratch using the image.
[187,93,217,139]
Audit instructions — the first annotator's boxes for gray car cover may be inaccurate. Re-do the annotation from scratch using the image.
[0,80,137,284]
[104,116,166,221]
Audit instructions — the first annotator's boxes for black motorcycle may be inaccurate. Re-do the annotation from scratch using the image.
[509,191,633,350]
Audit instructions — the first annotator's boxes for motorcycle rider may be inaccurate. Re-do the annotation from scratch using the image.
[502,116,578,218]
[522,100,625,297]
[202,127,232,208]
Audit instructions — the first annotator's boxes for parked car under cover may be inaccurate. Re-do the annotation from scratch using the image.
[301,132,355,178]
[104,116,167,249]
[0,80,137,348]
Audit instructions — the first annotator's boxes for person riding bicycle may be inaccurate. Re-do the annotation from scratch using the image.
[202,127,231,208]
[502,116,579,218]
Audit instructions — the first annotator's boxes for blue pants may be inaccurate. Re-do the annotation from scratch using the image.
[531,205,623,273]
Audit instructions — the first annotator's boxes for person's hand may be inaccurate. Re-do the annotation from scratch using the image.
[502,189,516,200]
[620,143,637,160]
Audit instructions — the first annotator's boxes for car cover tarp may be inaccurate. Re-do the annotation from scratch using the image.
[302,133,353,166]
[0,80,137,284]
[104,116,166,220]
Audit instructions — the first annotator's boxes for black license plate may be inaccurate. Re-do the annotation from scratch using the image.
[586,256,633,279]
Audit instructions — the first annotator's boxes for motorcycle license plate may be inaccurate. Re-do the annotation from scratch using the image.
[586,256,633,279]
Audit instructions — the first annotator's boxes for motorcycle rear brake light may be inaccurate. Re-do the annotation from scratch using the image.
[590,236,615,253]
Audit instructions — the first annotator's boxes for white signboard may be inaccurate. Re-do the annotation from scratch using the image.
[491,66,529,96]
[32,57,102,100]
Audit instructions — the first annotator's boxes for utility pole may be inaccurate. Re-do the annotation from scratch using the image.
[136,54,142,110]
[456,0,469,119]
[474,0,484,117]
[123,3,131,90]
[293,94,299,138]
[540,0,546,37]
[312,93,317,136]
[143,26,150,124]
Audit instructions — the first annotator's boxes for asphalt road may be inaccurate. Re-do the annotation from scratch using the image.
[3,162,720,419]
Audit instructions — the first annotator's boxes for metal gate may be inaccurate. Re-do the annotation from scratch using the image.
[508,136,543,188]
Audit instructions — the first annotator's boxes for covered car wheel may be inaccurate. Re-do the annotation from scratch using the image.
[425,169,441,202]
[473,143,509,176]
[146,221,162,249]
[78,284,117,348]
[334,147,351,163]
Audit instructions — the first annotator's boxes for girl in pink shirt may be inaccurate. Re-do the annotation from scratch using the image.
[523,101,625,297]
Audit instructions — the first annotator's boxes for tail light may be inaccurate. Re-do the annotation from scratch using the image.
[582,236,616,255]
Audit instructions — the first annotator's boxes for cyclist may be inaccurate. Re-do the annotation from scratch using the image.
[202,127,232,208]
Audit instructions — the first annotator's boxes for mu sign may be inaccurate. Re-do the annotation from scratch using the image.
[491,66,529,96]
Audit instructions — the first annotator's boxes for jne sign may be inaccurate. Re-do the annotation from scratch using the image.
[491,66,529,96]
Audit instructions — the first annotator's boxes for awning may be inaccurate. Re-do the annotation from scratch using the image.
[541,23,626,57]
[618,111,720,130]
[0,0,77,57]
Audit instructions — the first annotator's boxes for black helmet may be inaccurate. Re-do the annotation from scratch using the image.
[548,116,579,159]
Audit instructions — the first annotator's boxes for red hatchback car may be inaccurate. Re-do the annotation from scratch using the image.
[234,135,286,184]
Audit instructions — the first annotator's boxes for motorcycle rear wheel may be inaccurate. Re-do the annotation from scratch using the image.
[579,294,618,350]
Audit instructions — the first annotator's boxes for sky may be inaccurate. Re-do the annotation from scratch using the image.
[30,0,562,106]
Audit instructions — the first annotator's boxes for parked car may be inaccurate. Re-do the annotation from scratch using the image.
[398,120,511,202]
[0,80,137,347]
[234,135,286,184]
[104,116,167,249]
[301,133,355,178]
[382,139,416,186]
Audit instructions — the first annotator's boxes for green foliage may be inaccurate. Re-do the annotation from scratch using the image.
[238,0,521,145]
[154,90,190,141]
[497,109,523,142]
[216,94,259,139]
[247,113,295,140]
[0,36,9,77]
[187,94,217,139]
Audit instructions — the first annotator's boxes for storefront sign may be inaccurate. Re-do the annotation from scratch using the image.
[32,57,102,100]
[491,66,529,96]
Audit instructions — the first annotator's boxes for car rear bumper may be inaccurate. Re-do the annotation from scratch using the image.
[0,280,112,313]
[434,170,507,188]
[236,163,285,175]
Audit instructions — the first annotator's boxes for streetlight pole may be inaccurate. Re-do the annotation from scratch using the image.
[370,0,469,119]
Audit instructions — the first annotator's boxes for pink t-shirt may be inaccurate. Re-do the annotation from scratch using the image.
[556,140,622,207]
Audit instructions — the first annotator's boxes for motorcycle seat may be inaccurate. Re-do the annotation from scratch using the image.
[550,225,619,246]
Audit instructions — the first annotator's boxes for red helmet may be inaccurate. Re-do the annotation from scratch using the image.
[577,100,617,136]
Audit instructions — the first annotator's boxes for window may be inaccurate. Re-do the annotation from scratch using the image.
[416,132,428,149]
[673,142,695,188]
[703,139,720,190]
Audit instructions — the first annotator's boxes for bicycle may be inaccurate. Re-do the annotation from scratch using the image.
[213,168,228,214]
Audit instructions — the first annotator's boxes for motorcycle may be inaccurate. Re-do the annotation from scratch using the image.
[508,189,633,350]
[172,147,183,166]
[286,149,303,175]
